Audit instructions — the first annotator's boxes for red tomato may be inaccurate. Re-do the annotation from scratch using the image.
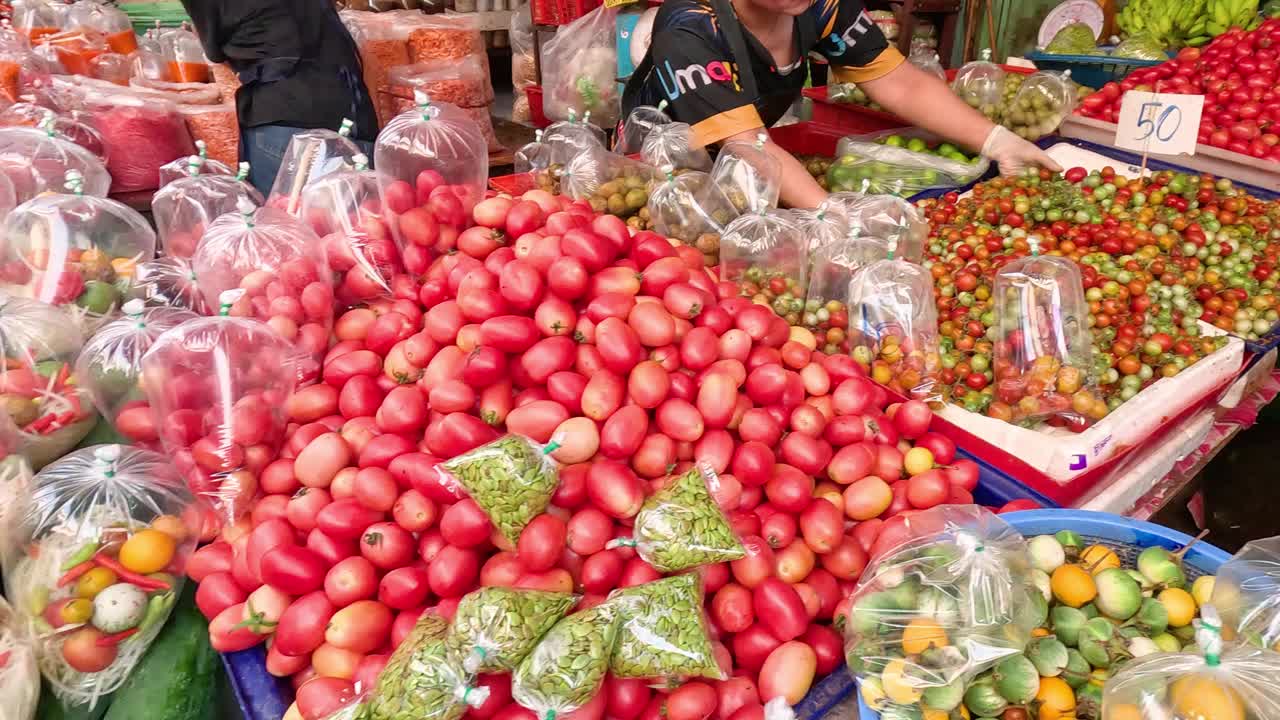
[517,513,567,572]
[758,641,816,704]
[195,572,247,619]
[606,676,652,720]
[261,545,327,594]
[208,602,266,652]
[798,499,843,554]
[711,582,754,633]
[752,578,808,642]
[187,542,234,582]
[296,677,358,720]
[731,624,783,672]
[378,566,431,610]
[361,522,417,570]
[729,536,775,588]
[316,499,384,541]
[440,498,494,548]
[428,545,481,597]
[586,461,645,519]
[666,682,718,720]
[325,600,393,654]
[324,556,378,607]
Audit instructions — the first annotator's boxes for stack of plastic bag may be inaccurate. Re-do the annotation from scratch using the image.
[510,5,536,124]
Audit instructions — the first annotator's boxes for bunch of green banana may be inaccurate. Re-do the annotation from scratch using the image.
[1204,0,1262,36]
[1117,0,1210,48]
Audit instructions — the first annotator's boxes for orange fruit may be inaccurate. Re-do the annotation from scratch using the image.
[119,529,176,575]
[901,618,949,655]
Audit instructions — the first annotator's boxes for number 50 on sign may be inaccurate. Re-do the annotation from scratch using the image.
[1114,90,1205,156]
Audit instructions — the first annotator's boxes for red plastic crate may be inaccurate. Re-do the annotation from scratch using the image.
[768,121,851,157]
[526,85,549,128]
[531,0,602,26]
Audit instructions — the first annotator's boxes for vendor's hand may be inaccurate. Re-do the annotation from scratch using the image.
[981,125,1063,176]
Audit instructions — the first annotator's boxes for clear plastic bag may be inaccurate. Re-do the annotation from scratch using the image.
[1213,536,1280,651]
[374,93,487,224]
[952,49,1006,121]
[847,254,942,401]
[1112,36,1167,60]
[84,92,195,193]
[512,601,621,720]
[66,3,136,56]
[618,101,670,155]
[907,48,946,82]
[14,2,61,42]
[445,588,577,673]
[0,107,106,161]
[75,300,198,442]
[265,119,362,215]
[0,595,39,720]
[1043,22,1098,54]
[0,174,156,332]
[0,293,96,469]
[837,194,927,264]
[3,444,194,708]
[0,126,110,204]
[0,455,34,569]
[438,434,561,544]
[152,165,261,259]
[300,156,402,305]
[608,573,725,681]
[541,6,620,126]
[640,122,711,173]
[160,26,209,83]
[510,5,536,118]
[647,169,736,265]
[156,146,235,190]
[803,236,888,352]
[387,56,494,108]
[710,133,780,213]
[514,130,550,174]
[1005,71,1076,140]
[610,463,744,573]
[1101,612,1280,720]
[543,110,607,166]
[129,256,210,315]
[844,506,1041,716]
[718,207,806,322]
[559,145,655,223]
[992,245,1102,426]
[191,202,333,382]
[361,612,490,720]
[793,201,850,258]
[139,304,298,521]
[830,129,988,196]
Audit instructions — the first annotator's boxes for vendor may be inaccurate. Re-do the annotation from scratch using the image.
[622,0,1062,209]
[180,0,379,193]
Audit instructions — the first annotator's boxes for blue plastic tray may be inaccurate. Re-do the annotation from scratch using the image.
[1025,49,1165,89]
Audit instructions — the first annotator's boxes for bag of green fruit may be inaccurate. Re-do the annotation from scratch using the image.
[803,236,889,350]
[641,122,711,173]
[1111,35,1166,60]
[718,205,807,324]
[1005,70,1077,140]
[1212,536,1280,650]
[710,133,780,213]
[846,248,943,401]
[438,434,562,544]
[1101,607,1280,720]
[831,129,989,197]
[129,256,210,315]
[74,300,198,448]
[558,144,656,223]
[951,49,1006,121]
[0,293,98,469]
[618,101,670,155]
[0,170,156,335]
[845,506,1042,718]
[829,194,927,264]
[3,444,195,709]
[608,463,744,572]
[358,612,492,720]
[647,168,736,265]
[511,600,622,720]
[608,573,726,681]
[992,237,1104,427]
[445,587,578,673]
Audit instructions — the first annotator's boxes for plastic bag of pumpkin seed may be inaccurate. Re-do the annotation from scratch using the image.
[359,612,491,720]
[438,434,560,544]
[1212,535,1280,650]
[511,600,622,720]
[608,573,725,681]
[608,463,744,572]
[1100,607,1280,720]
[844,506,1041,718]
[446,587,578,673]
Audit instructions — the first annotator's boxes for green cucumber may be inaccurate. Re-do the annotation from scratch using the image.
[36,685,111,720]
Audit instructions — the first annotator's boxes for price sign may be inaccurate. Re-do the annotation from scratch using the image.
[1114,90,1204,157]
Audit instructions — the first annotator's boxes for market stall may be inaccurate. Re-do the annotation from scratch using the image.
[0,1,1278,720]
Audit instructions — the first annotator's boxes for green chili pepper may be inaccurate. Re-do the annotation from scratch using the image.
[130,592,175,640]
[59,540,100,572]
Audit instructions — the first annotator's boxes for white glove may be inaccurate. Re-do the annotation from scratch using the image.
[981,125,1063,176]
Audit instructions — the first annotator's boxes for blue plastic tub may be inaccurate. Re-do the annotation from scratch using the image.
[821,509,1233,720]
[1025,49,1165,89]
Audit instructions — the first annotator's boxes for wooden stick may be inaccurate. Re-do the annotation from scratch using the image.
[984,0,999,60]
[287,138,322,216]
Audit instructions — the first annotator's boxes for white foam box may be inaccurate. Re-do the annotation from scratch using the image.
[934,141,1246,486]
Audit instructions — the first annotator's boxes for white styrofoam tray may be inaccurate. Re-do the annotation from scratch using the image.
[934,142,1246,485]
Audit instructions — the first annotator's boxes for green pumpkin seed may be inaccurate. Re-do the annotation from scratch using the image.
[608,574,723,681]
[620,464,745,572]
[512,601,621,719]
[441,434,560,543]
[364,613,482,720]
[446,587,577,672]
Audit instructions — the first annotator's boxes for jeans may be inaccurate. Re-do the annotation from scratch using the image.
[241,124,375,196]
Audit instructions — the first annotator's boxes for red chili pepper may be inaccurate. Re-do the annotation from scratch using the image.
[95,628,138,647]
[52,363,69,393]
[25,414,54,434]
[0,650,10,668]
[56,560,95,588]
[93,554,171,591]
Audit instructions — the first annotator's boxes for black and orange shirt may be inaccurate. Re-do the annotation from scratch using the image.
[624,0,904,147]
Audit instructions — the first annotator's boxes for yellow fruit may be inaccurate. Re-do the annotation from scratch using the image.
[882,658,924,705]
[1036,677,1077,720]
[1170,674,1245,720]
[1191,576,1216,607]
[1051,565,1097,608]
[1080,545,1120,575]
[119,529,177,575]
[1159,588,1196,627]
[1032,627,1052,638]
[1105,703,1143,720]
[150,514,189,543]
[860,676,887,711]
[902,618,949,655]
[788,326,817,350]
[75,567,117,599]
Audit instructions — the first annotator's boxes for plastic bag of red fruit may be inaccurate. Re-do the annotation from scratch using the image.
[191,198,334,384]
[156,142,234,189]
[266,118,364,215]
[718,205,808,324]
[300,153,403,306]
[75,299,199,449]
[129,256,210,315]
[846,247,944,402]
[991,239,1106,428]
[139,291,298,522]
[151,158,263,259]
[0,169,156,335]
[375,91,488,233]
